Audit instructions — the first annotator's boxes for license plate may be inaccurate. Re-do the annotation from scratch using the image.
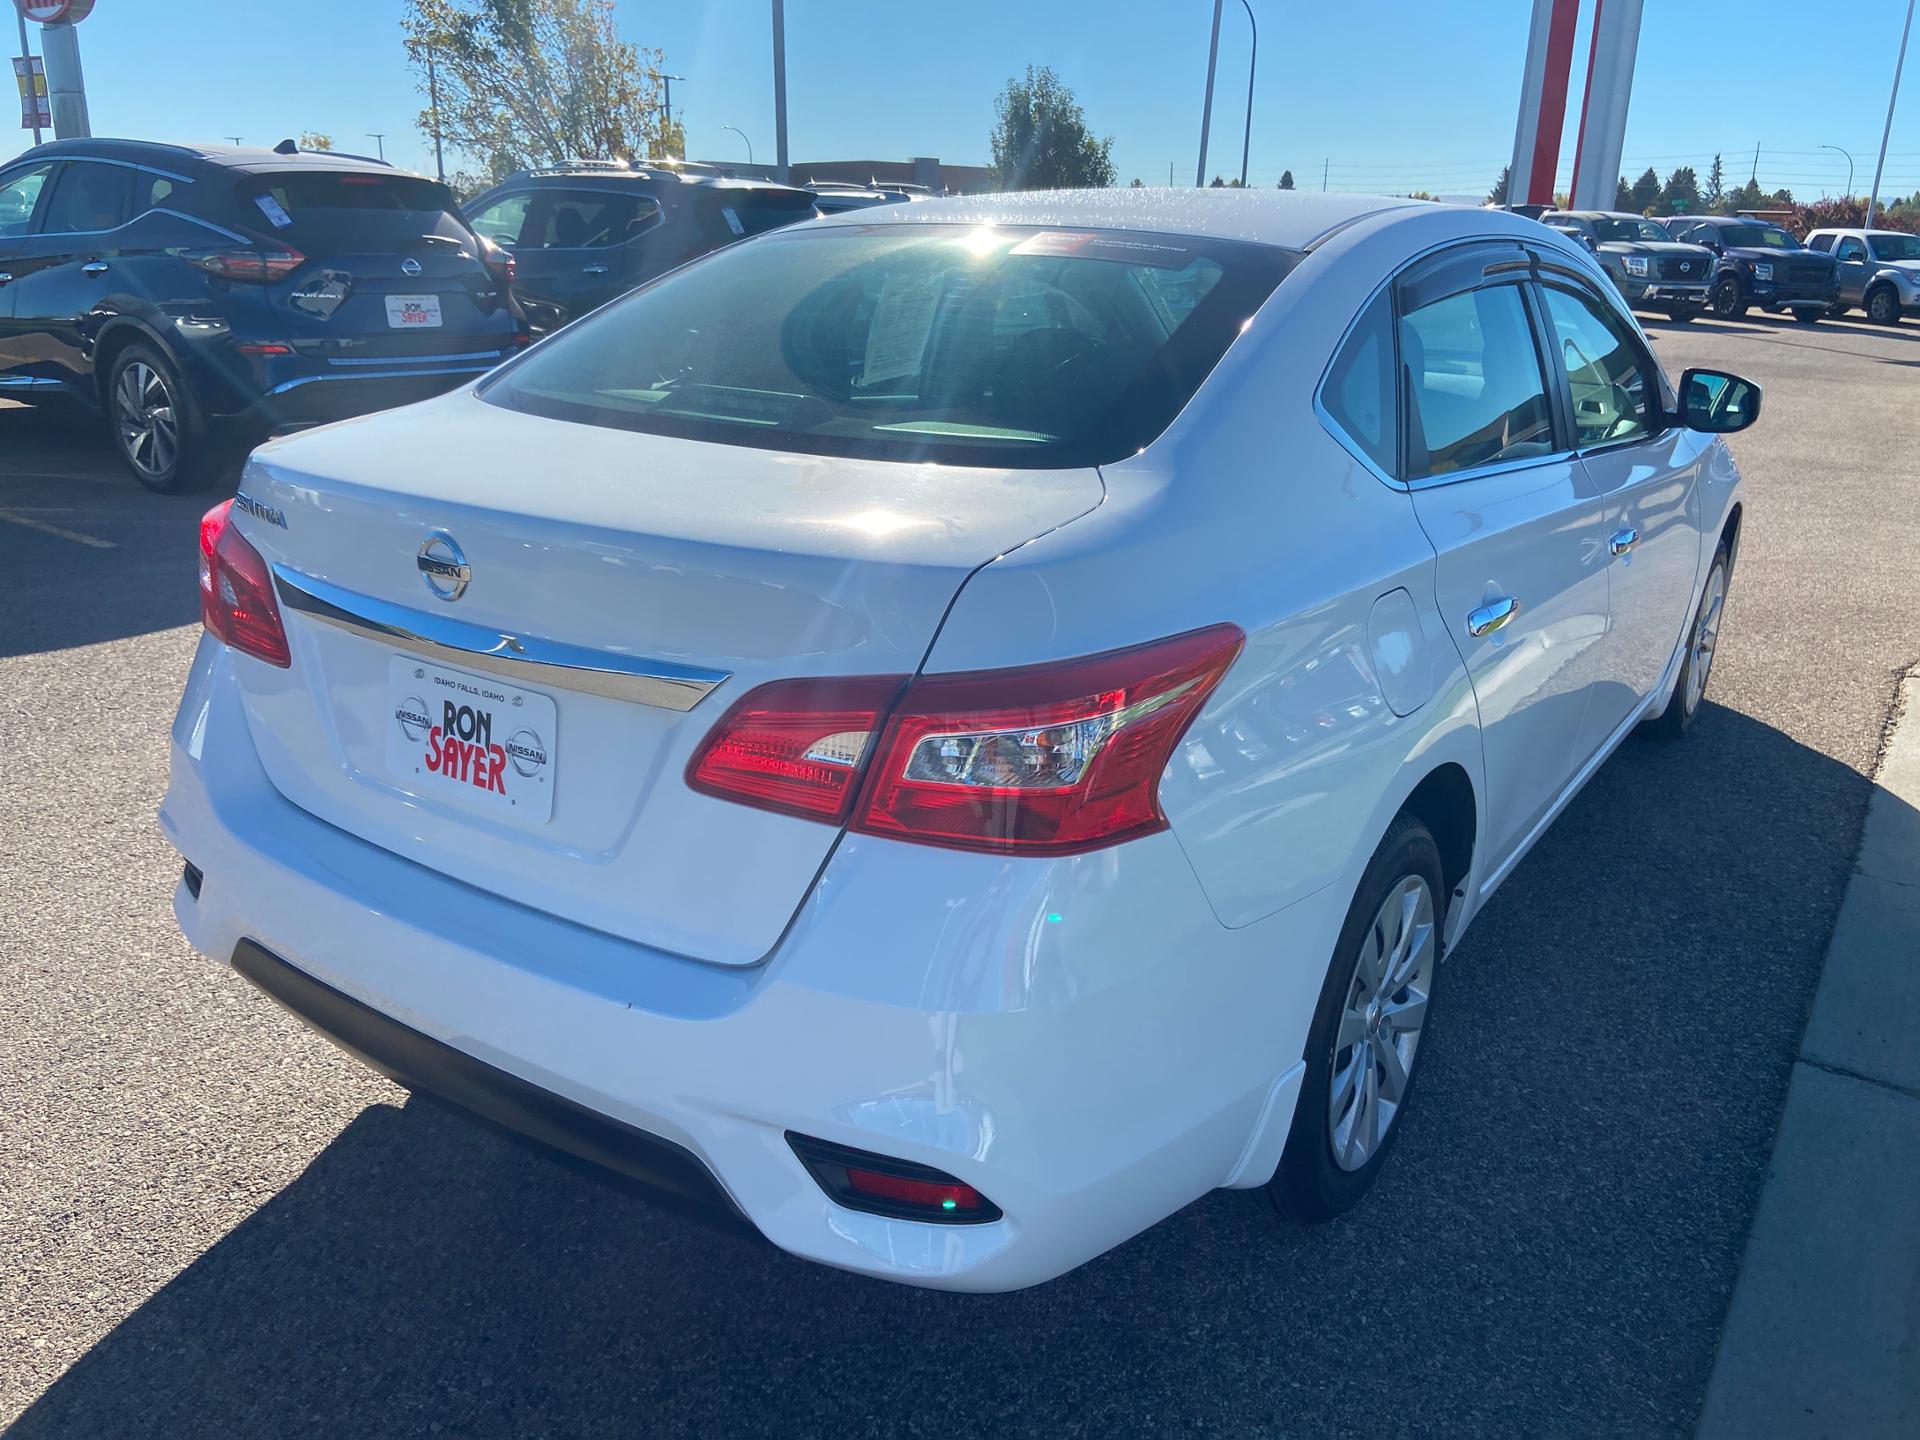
[387,656,556,822]
[385,294,443,328]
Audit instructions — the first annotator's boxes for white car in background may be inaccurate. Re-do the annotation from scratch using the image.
[163,189,1757,1291]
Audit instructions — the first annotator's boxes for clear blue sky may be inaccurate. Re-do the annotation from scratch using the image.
[9,1,1920,200]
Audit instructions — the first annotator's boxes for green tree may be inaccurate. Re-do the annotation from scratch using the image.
[402,0,681,182]
[1659,165,1701,215]
[1209,175,1226,187]
[1128,177,1143,187]
[1704,152,1725,210]
[1487,164,1510,205]
[1728,177,1765,212]
[1616,175,1633,209]
[1628,166,1661,213]
[1278,168,1295,190]
[297,130,334,151]
[986,65,1116,190]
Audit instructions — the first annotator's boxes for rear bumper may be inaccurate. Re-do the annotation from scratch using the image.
[160,638,1328,1291]
[231,937,751,1229]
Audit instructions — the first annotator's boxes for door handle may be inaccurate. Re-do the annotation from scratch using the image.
[81,261,110,276]
[1609,528,1640,557]
[1466,596,1522,638]
[581,264,610,276]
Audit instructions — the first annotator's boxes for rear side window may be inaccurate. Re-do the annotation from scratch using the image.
[1321,293,1397,475]
[131,171,178,217]
[41,161,133,234]
[0,162,54,238]
[524,189,662,249]
[237,172,469,252]
[1399,284,1555,478]
[483,223,1294,468]
[1807,234,1834,253]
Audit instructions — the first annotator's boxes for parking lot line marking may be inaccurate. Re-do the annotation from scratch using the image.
[0,508,117,550]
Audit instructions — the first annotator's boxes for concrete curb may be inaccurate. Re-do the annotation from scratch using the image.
[1697,673,1920,1438]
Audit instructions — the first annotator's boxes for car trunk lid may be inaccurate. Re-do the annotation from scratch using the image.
[225,391,1103,965]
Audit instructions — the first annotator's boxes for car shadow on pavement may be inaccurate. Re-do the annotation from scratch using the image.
[7,697,1888,1438]
[0,406,217,656]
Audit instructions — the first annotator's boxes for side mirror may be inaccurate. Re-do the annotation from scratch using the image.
[1676,368,1761,434]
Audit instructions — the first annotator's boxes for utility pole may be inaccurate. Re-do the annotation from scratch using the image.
[13,7,40,147]
[1868,0,1916,228]
[771,0,789,184]
[1322,157,1329,191]
[1196,0,1223,186]
[427,47,445,182]
[367,132,386,162]
[1237,0,1257,188]
[1168,160,1175,186]
[1749,141,1759,185]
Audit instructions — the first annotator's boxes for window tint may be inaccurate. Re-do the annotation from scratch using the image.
[1540,285,1655,448]
[0,163,54,238]
[526,189,661,249]
[237,172,469,252]
[1808,234,1834,252]
[1398,284,1554,478]
[1836,237,1868,262]
[483,223,1293,469]
[466,190,533,246]
[131,171,176,217]
[41,161,133,234]
[1322,293,1397,475]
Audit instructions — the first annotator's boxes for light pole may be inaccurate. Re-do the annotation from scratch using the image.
[660,72,685,155]
[1237,0,1257,188]
[367,132,386,162]
[1867,0,1916,228]
[225,135,242,145]
[426,46,445,182]
[1196,0,1223,186]
[723,125,754,166]
[771,0,789,183]
[1820,143,1854,198]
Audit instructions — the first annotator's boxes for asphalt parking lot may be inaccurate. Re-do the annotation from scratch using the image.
[3,311,1918,1438]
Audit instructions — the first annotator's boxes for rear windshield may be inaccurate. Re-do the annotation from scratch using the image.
[236,172,470,252]
[481,223,1295,468]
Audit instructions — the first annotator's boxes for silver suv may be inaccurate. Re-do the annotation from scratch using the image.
[1806,228,1920,324]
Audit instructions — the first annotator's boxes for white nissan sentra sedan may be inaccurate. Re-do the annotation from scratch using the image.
[163,189,1757,1291]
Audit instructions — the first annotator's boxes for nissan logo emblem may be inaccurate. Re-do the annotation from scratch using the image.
[401,256,423,277]
[416,532,471,601]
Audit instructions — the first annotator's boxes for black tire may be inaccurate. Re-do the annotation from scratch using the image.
[1664,307,1697,324]
[1866,284,1902,325]
[104,342,216,493]
[1270,813,1445,1223]
[1710,274,1747,320]
[1648,543,1730,740]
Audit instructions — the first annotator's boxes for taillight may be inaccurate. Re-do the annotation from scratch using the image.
[184,248,306,283]
[787,1133,1000,1224]
[686,676,906,822]
[687,625,1242,855]
[198,500,290,667]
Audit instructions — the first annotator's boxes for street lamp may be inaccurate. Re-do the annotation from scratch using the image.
[1867,0,1916,228]
[1821,143,1855,198]
[1196,0,1223,186]
[367,132,386,162]
[723,125,754,166]
[661,72,685,155]
[1237,0,1257,189]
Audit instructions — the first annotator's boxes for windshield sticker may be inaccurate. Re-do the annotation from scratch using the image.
[254,192,294,228]
[720,205,746,236]
[858,272,944,388]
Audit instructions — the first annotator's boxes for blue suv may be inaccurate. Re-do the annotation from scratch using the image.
[0,138,527,491]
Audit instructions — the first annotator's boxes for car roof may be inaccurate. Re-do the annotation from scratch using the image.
[806,186,1430,249]
[500,166,810,195]
[1546,210,1653,221]
[10,136,415,179]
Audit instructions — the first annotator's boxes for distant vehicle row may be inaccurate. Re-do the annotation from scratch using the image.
[0,141,823,490]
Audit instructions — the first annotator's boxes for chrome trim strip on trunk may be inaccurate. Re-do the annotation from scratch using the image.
[270,566,731,712]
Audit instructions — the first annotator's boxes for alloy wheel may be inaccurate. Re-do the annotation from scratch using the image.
[1684,560,1727,716]
[115,361,180,482]
[1327,873,1436,1173]
[1868,288,1899,324]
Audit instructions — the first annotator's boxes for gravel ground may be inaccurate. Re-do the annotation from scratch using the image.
[3,312,1918,1438]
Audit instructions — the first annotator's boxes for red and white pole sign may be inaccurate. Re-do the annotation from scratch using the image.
[16,2,96,22]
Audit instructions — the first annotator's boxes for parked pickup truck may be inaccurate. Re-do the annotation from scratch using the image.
[1662,215,1839,324]
[1805,228,1920,324]
[1541,211,1716,321]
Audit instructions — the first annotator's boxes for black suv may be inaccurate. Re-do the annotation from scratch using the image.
[462,162,820,334]
[1540,211,1715,321]
[1661,215,1839,323]
[0,138,525,491]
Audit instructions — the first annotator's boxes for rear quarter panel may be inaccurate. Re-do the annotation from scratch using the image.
[923,205,1511,939]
